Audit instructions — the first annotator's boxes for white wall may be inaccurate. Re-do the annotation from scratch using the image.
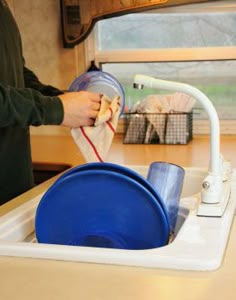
[6,0,85,90]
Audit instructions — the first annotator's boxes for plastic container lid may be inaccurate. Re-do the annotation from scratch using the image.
[69,71,125,114]
[35,169,170,250]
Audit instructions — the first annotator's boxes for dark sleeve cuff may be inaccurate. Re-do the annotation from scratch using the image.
[44,96,64,125]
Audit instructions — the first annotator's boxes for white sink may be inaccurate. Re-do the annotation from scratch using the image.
[0,166,235,271]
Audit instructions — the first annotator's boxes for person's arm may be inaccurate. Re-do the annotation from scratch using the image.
[23,67,64,96]
[0,84,101,128]
[0,83,63,127]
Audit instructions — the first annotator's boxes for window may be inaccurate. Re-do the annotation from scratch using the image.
[97,11,236,50]
[84,1,236,132]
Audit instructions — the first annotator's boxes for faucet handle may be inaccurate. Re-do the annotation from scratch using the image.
[201,173,222,204]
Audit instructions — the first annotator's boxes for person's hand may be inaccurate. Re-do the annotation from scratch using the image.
[58,91,101,128]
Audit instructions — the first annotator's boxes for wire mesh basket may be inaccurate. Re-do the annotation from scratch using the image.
[123,112,193,145]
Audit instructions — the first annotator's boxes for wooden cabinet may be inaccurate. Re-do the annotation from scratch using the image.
[60,0,213,47]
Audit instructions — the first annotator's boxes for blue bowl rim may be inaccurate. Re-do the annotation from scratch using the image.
[53,162,169,226]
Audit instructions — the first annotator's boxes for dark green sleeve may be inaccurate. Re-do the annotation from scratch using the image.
[0,84,64,127]
[23,67,64,96]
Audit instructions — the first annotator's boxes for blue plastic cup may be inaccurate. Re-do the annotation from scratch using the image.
[147,162,185,233]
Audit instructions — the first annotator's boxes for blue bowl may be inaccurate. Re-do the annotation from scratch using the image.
[69,71,125,115]
[35,169,170,250]
[54,162,169,224]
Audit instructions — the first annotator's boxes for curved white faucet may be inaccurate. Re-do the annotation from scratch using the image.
[133,74,223,205]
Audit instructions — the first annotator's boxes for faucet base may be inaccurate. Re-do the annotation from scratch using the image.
[197,180,231,217]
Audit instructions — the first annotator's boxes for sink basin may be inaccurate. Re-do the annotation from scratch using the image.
[0,166,235,271]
